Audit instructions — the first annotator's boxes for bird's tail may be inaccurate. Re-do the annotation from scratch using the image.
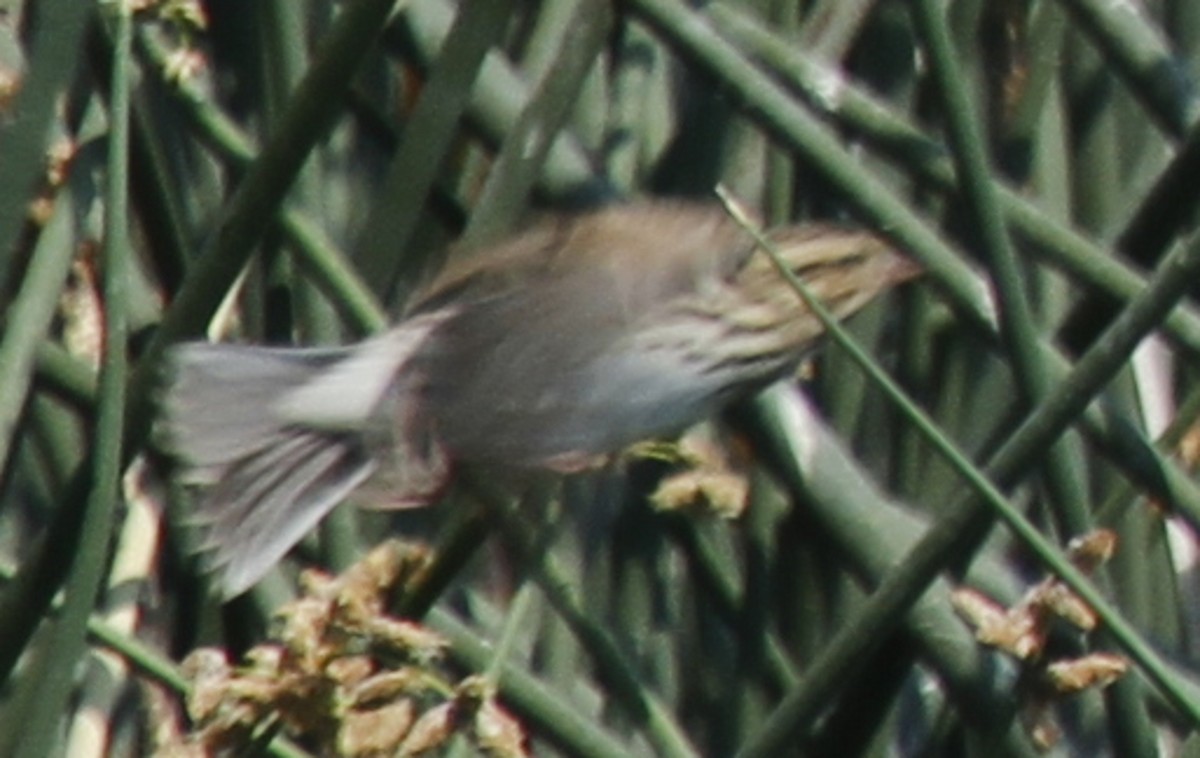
[158,315,449,597]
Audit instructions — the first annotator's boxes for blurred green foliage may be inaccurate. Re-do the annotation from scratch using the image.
[3,0,1200,755]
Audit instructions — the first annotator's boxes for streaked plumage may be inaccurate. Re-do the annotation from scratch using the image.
[160,200,918,595]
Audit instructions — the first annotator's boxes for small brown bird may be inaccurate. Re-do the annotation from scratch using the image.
[161,200,919,595]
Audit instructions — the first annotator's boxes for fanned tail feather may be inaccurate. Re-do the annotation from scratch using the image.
[194,429,375,597]
[159,316,451,597]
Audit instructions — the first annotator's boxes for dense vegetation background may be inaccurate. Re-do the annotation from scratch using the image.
[2,0,1200,755]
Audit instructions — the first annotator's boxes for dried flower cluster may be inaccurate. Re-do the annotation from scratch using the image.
[952,529,1128,750]
[134,0,209,85]
[642,435,751,520]
[161,541,528,757]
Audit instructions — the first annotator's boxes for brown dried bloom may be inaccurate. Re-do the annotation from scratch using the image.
[1065,529,1117,574]
[645,435,751,519]
[166,541,528,757]
[951,529,1128,751]
[339,699,417,756]
[472,693,529,758]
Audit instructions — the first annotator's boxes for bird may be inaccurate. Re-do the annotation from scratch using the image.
[159,199,920,596]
